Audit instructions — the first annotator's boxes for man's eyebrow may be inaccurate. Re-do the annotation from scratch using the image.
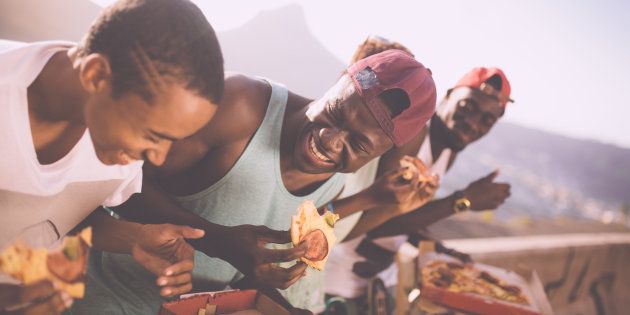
[149,129,179,142]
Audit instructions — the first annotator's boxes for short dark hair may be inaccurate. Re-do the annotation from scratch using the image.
[351,36,414,64]
[78,0,224,104]
[350,36,412,118]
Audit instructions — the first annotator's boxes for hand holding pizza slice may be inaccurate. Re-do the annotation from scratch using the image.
[400,155,433,183]
[0,227,92,299]
[290,201,339,271]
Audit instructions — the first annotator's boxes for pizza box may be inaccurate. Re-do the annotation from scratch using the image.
[159,289,291,315]
[417,251,553,315]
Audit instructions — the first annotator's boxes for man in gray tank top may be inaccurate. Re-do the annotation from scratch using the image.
[72,50,438,314]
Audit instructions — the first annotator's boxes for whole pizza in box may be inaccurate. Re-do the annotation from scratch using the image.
[419,253,542,315]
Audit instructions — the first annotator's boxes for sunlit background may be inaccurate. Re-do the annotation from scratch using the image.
[1,0,629,227]
[2,2,630,313]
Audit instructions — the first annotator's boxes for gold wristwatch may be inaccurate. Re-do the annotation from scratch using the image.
[453,191,471,213]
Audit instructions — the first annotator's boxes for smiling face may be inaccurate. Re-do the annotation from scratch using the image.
[84,83,215,166]
[292,75,394,174]
[79,54,216,166]
[437,87,504,151]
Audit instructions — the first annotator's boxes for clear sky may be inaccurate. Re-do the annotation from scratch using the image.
[94,0,630,148]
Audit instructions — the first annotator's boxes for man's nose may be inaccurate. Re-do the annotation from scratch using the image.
[145,141,172,166]
[464,114,482,135]
[319,127,347,154]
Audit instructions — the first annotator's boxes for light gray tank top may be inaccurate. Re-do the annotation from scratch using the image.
[177,80,345,289]
[72,80,346,314]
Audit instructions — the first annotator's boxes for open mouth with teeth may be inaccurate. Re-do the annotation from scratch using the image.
[309,135,333,163]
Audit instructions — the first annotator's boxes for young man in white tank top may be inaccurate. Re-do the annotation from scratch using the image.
[0,1,225,313]
[324,37,514,314]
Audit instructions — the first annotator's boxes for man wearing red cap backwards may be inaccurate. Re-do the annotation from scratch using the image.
[74,49,438,313]
[324,36,513,314]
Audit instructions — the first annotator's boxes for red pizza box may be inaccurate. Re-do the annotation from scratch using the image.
[418,252,553,315]
[159,289,291,315]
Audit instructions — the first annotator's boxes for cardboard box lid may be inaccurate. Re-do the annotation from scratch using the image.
[159,290,290,315]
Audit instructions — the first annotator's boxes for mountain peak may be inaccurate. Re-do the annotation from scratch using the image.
[240,3,308,34]
[218,3,345,97]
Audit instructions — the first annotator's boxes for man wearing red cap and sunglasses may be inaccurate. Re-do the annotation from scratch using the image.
[324,37,514,315]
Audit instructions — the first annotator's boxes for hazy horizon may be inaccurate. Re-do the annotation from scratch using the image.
[90,0,630,149]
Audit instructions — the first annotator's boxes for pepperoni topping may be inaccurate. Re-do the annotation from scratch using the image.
[300,229,328,261]
[46,241,88,283]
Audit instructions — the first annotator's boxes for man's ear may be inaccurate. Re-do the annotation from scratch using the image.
[499,108,506,117]
[78,53,112,94]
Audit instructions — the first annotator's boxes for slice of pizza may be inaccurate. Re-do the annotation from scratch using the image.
[290,201,339,271]
[0,227,92,298]
[400,155,432,182]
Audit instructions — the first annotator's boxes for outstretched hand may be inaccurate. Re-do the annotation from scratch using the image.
[463,170,511,211]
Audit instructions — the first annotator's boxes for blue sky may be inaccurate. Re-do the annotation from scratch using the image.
[94,0,630,148]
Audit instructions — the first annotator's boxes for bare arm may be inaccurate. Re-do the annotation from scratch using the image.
[338,129,427,241]
[114,176,307,289]
[113,179,222,255]
[343,204,399,241]
[84,210,141,254]
[366,194,457,239]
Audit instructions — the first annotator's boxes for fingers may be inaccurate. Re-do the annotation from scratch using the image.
[264,262,307,290]
[458,252,473,263]
[9,285,73,314]
[160,283,193,298]
[290,308,315,315]
[163,224,205,240]
[156,269,192,288]
[389,168,411,183]
[180,227,205,240]
[286,261,308,278]
[494,183,511,201]
[258,226,291,244]
[410,157,429,174]
[18,291,71,315]
[18,280,56,304]
[258,246,305,264]
[156,260,195,297]
[481,169,500,182]
[160,259,194,278]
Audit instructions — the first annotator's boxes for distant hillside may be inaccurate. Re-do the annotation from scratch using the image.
[441,122,630,222]
[218,5,630,224]
[3,2,627,224]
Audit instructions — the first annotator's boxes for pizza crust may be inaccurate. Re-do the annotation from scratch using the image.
[400,155,431,182]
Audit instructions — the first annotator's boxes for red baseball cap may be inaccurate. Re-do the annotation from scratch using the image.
[347,49,436,147]
[453,67,513,106]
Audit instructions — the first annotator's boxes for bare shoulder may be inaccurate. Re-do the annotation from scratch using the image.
[201,73,272,144]
[155,74,272,176]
